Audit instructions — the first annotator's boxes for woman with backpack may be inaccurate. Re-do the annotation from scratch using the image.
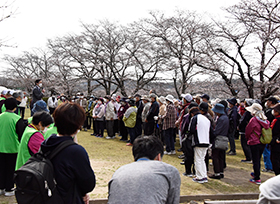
[245,103,270,185]
[16,111,53,170]
[40,102,95,204]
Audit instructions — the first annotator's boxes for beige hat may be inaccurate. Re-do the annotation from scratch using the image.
[166,94,174,103]
[158,96,166,104]
[245,103,267,121]
[141,95,150,102]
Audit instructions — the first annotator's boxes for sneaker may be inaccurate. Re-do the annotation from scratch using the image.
[249,179,261,185]
[164,151,171,155]
[106,136,114,139]
[227,151,236,155]
[209,174,221,179]
[170,150,176,155]
[177,148,182,152]
[220,173,224,178]
[180,161,185,165]
[0,189,5,195]
[241,159,252,163]
[192,177,208,184]
[126,143,133,146]
[178,154,185,159]
[90,133,95,136]
[182,173,193,177]
[4,191,14,197]
[250,172,254,178]
[84,128,87,131]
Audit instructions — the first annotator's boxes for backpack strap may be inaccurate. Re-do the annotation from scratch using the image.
[47,140,76,160]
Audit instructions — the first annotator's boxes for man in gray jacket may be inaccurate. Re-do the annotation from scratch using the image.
[108,136,181,204]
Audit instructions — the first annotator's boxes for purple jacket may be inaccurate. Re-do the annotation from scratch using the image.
[245,116,270,146]
[118,104,129,119]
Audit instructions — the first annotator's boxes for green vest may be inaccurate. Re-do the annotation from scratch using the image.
[0,112,21,153]
[1,104,6,113]
[16,126,40,170]
[27,117,33,124]
[43,125,57,139]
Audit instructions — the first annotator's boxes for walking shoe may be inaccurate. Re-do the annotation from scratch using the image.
[241,159,252,163]
[182,173,194,177]
[126,143,133,146]
[249,179,261,185]
[177,148,182,152]
[106,136,114,139]
[180,161,185,165]
[209,174,221,179]
[178,154,185,159]
[227,151,236,155]
[262,169,274,173]
[164,151,171,155]
[4,190,14,197]
[250,172,254,178]
[220,173,224,178]
[84,128,87,131]
[170,150,176,155]
[0,189,5,195]
[192,177,208,184]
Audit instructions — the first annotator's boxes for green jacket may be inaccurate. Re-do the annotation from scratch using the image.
[16,126,40,170]
[0,112,21,153]
[123,106,137,128]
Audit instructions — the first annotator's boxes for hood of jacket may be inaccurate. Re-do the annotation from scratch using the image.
[255,116,270,129]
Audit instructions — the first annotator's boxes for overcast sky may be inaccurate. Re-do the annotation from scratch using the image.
[0,0,240,58]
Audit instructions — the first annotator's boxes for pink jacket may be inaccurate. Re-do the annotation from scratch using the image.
[245,116,270,146]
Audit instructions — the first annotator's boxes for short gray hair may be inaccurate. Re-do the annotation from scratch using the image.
[13,91,24,99]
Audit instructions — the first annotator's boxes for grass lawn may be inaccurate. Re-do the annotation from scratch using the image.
[0,108,274,203]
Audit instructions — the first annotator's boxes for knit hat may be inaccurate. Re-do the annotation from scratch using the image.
[273,103,280,114]
[246,103,267,120]
[199,102,209,113]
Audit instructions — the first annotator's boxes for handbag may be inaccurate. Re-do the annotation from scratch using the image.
[214,136,229,150]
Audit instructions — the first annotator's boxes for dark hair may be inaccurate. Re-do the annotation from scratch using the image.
[35,79,42,85]
[5,98,18,110]
[189,107,200,115]
[53,102,86,135]
[32,111,53,127]
[132,136,164,161]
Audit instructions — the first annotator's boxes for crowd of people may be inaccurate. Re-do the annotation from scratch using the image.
[0,78,280,203]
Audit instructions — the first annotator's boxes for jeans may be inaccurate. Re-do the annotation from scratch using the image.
[250,144,265,180]
[194,147,208,179]
[263,145,273,170]
[164,128,175,152]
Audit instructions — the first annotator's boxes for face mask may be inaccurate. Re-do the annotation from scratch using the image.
[272,110,275,116]
[98,101,102,104]
[104,99,108,103]
[265,102,268,108]
[41,127,48,134]
[80,96,83,99]
[61,97,65,100]
[38,83,42,87]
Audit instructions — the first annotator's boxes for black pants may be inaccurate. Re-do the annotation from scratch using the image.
[135,119,142,137]
[250,144,265,180]
[271,150,280,175]
[144,121,155,136]
[240,133,252,161]
[119,119,128,140]
[183,139,195,175]
[95,120,105,137]
[87,116,92,129]
[19,107,25,118]
[113,119,119,135]
[228,130,236,153]
[212,148,225,174]
[49,107,55,115]
[0,153,17,191]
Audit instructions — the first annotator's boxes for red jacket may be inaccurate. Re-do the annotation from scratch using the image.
[245,116,270,146]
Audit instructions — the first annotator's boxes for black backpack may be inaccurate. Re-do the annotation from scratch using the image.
[14,140,76,204]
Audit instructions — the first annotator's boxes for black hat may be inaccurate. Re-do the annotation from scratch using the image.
[128,99,135,106]
[121,97,128,102]
[227,98,237,105]
[134,94,141,98]
[267,97,278,104]
[200,94,210,101]
[199,102,209,113]
[188,102,198,109]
